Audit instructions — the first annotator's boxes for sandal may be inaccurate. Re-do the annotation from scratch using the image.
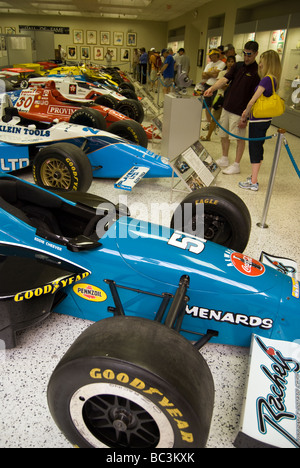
[200,136,211,141]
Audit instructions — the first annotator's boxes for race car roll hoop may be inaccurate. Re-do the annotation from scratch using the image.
[201,98,300,229]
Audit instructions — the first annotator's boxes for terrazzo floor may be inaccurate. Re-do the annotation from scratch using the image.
[0,85,299,449]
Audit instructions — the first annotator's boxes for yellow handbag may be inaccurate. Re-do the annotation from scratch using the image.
[252,75,285,118]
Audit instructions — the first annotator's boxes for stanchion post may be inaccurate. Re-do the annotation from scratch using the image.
[257,128,286,229]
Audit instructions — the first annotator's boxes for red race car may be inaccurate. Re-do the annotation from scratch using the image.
[14,81,152,147]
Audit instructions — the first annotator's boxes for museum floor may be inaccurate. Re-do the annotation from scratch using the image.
[1,90,299,448]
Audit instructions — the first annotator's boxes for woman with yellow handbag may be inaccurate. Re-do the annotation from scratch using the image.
[239,50,283,191]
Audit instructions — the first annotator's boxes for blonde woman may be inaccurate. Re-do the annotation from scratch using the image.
[239,50,282,191]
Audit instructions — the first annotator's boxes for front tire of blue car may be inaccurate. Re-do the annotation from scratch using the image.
[47,317,214,448]
[33,143,93,192]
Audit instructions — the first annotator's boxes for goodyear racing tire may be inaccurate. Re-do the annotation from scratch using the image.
[171,186,251,252]
[108,120,148,148]
[119,88,138,100]
[47,316,214,448]
[116,99,144,124]
[118,81,136,93]
[94,94,118,109]
[33,143,93,192]
[69,107,107,130]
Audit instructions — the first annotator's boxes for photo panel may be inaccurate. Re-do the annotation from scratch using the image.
[87,30,97,44]
[113,32,124,46]
[120,48,130,62]
[73,29,83,44]
[67,45,77,60]
[127,32,137,47]
[93,46,104,61]
[100,31,110,45]
[80,46,90,60]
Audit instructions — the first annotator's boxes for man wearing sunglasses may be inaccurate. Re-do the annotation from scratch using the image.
[203,41,260,174]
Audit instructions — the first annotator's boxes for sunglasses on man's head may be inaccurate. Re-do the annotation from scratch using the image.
[243,51,254,56]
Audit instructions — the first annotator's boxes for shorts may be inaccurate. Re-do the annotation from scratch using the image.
[248,120,271,163]
[163,77,173,87]
[218,109,247,140]
[203,83,216,108]
[150,69,157,81]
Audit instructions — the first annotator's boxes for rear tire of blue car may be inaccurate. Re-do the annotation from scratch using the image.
[69,107,107,130]
[171,187,251,252]
[33,143,93,192]
[47,316,214,448]
[116,99,144,123]
[108,120,148,148]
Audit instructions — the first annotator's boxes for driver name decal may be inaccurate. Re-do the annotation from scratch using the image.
[186,305,273,330]
[73,283,107,302]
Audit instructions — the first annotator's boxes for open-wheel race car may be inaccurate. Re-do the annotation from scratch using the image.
[0,171,299,448]
[26,74,138,104]
[0,92,169,191]
[14,79,144,125]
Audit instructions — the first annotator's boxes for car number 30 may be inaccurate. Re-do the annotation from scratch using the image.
[168,232,206,254]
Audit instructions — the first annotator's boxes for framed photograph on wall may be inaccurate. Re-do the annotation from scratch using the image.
[127,32,137,47]
[107,47,117,62]
[120,48,130,62]
[100,31,110,45]
[87,30,97,44]
[93,46,104,61]
[113,32,124,46]
[73,29,83,44]
[80,46,90,60]
[67,46,77,60]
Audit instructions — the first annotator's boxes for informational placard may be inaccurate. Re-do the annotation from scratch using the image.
[170,139,220,192]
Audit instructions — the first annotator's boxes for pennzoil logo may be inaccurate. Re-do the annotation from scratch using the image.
[14,272,90,302]
[73,284,107,302]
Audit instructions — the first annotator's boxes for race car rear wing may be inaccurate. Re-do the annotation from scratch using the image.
[114,165,150,191]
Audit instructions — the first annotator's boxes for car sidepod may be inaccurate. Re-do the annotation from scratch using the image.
[54,216,300,348]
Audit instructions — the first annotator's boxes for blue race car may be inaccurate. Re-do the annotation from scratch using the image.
[0,173,298,448]
[0,92,171,191]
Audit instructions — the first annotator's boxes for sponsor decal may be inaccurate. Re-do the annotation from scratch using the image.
[0,158,29,171]
[292,278,299,299]
[89,367,194,444]
[0,125,50,138]
[185,305,273,330]
[14,271,89,302]
[254,336,300,448]
[229,251,265,277]
[69,84,77,94]
[48,105,76,116]
[73,283,107,302]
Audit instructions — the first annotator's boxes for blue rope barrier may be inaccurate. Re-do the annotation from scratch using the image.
[201,97,275,142]
[284,139,300,179]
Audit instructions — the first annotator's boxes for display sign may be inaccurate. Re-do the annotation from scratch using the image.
[19,25,69,35]
[170,140,220,192]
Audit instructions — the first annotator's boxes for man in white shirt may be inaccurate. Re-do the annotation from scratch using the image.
[202,49,225,127]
